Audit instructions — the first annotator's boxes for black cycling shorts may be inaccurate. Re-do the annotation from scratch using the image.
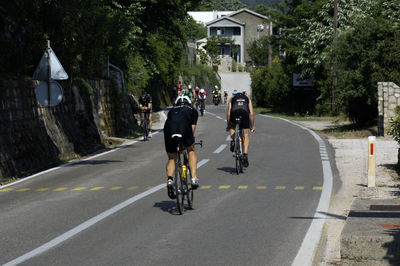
[229,109,250,129]
[164,127,195,154]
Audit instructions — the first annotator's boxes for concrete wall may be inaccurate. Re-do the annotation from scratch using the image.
[0,79,138,180]
[378,82,400,136]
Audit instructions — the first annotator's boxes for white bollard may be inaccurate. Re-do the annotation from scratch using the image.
[368,136,376,187]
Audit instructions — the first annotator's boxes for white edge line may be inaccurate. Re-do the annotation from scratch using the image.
[259,114,333,266]
[4,154,210,266]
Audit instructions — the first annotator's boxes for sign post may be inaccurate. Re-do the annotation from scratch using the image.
[368,136,376,187]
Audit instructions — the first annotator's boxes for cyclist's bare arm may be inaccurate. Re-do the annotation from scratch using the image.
[249,99,255,131]
[192,125,196,134]
[226,98,232,129]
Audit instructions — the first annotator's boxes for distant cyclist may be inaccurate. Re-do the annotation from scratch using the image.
[163,95,199,199]
[226,89,255,167]
[139,91,153,137]
[197,88,207,111]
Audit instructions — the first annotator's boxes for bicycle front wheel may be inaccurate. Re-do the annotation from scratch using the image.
[175,162,185,215]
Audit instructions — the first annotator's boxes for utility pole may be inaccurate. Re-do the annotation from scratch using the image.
[332,0,338,112]
[267,15,272,68]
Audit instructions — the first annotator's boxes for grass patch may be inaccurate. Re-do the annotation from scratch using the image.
[254,107,343,122]
[319,124,378,139]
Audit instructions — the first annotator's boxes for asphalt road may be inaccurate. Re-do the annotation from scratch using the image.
[0,105,331,266]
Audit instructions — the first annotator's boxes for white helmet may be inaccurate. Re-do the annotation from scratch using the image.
[200,88,205,93]
[188,85,192,89]
[175,95,192,106]
[215,85,218,89]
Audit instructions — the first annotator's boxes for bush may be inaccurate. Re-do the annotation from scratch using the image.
[251,63,291,108]
[388,106,400,145]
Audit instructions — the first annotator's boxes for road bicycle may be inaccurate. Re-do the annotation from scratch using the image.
[171,134,202,215]
[233,117,244,175]
[141,111,150,141]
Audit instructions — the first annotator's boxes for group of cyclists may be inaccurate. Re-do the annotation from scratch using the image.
[138,85,255,200]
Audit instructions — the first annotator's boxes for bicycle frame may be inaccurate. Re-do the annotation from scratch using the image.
[234,117,244,175]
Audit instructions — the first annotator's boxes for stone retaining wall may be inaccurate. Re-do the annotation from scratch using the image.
[0,79,138,180]
[378,82,400,136]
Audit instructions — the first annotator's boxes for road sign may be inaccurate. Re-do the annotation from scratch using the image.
[35,81,63,107]
[33,47,68,81]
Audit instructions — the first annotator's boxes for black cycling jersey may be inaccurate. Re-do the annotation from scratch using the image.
[163,105,198,153]
[139,95,152,107]
[231,93,249,113]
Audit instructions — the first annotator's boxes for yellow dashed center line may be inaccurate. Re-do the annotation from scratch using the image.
[90,187,104,191]
[128,186,138,190]
[53,187,68,191]
[295,186,305,190]
[145,186,154,190]
[0,188,14,192]
[238,185,248,189]
[275,186,286,190]
[36,188,50,192]
[200,185,211,190]
[17,188,31,192]
[313,186,323,190]
[71,187,86,191]
[219,185,231,189]
[256,186,267,189]
[111,186,122,191]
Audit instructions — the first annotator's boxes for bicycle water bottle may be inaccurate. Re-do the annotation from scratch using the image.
[182,165,187,179]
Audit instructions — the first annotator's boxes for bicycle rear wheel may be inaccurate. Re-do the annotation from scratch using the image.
[235,137,241,175]
[186,166,194,209]
[175,162,185,214]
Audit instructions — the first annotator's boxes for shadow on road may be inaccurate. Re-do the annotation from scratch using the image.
[153,200,183,215]
[383,228,400,264]
[217,167,236,175]
[289,211,347,220]
[66,159,123,166]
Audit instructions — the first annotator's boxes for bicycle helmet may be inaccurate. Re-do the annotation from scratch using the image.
[175,95,192,106]
[232,89,238,95]
[188,85,192,89]
[200,88,205,93]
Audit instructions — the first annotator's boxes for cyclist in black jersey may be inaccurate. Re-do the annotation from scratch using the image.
[164,95,199,198]
[226,90,255,167]
[139,91,153,137]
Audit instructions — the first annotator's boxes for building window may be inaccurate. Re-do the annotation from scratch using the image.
[220,47,225,56]
[217,27,225,36]
[233,27,241,35]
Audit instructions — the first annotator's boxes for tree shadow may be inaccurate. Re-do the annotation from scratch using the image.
[383,228,400,264]
[289,211,347,221]
[66,159,123,167]
[382,164,400,177]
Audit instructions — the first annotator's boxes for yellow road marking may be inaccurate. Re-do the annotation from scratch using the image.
[36,188,50,191]
[256,186,267,189]
[17,188,31,192]
[219,185,230,189]
[0,188,14,192]
[90,187,104,191]
[128,186,138,190]
[111,186,122,190]
[238,185,248,189]
[200,185,211,189]
[54,187,68,191]
[71,187,86,191]
[313,186,323,190]
[295,186,305,190]
[145,186,154,190]
[275,186,286,190]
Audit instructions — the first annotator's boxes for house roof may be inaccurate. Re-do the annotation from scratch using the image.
[188,11,233,25]
[228,8,268,20]
[206,15,245,27]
